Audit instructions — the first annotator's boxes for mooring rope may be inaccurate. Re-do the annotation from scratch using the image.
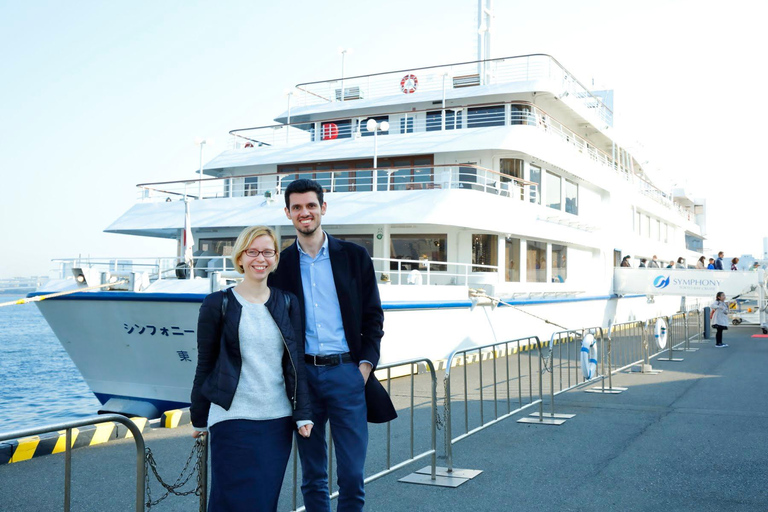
[0,280,128,308]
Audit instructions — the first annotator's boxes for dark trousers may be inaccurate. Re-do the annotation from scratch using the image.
[209,417,293,512]
[714,325,727,345]
[298,361,368,512]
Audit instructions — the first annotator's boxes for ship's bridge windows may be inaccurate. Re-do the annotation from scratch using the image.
[244,177,259,197]
[527,241,547,283]
[551,244,567,283]
[198,238,236,273]
[426,110,463,131]
[333,234,374,256]
[564,179,578,215]
[400,115,414,134]
[545,171,562,210]
[374,156,435,191]
[390,234,447,272]
[500,159,524,181]
[467,105,505,128]
[472,234,498,272]
[505,237,521,282]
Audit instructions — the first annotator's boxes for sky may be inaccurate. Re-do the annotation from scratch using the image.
[1,0,766,279]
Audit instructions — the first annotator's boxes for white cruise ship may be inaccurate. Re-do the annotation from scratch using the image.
[32,46,708,417]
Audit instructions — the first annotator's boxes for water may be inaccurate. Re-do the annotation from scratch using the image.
[0,293,101,433]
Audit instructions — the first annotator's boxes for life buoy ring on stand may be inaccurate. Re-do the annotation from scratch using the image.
[321,123,339,140]
[654,318,668,349]
[400,74,418,94]
[580,333,598,380]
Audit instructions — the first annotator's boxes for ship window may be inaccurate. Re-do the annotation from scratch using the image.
[564,179,578,215]
[426,110,463,131]
[529,165,541,204]
[685,233,703,252]
[198,238,236,272]
[458,166,478,190]
[244,177,259,197]
[320,119,352,140]
[546,171,562,210]
[361,116,389,137]
[510,104,533,125]
[390,234,447,272]
[400,115,414,134]
[527,241,547,283]
[280,237,296,251]
[467,105,505,128]
[333,234,374,257]
[500,159,524,183]
[505,237,521,282]
[551,244,567,283]
[472,234,498,272]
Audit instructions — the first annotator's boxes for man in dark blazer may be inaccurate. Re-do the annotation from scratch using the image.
[269,179,396,512]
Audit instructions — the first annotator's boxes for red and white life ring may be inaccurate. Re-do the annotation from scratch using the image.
[321,123,339,140]
[244,142,254,148]
[400,74,418,94]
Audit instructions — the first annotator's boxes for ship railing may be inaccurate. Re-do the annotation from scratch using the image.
[0,414,146,512]
[371,258,499,287]
[442,336,544,473]
[292,53,613,128]
[286,357,438,511]
[137,164,538,204]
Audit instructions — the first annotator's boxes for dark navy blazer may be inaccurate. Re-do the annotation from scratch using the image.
[270,235,397,423]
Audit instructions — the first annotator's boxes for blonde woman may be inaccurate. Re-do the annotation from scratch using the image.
[191,226,312,512]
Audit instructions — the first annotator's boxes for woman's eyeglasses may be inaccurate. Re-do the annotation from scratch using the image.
[244,249,276,258]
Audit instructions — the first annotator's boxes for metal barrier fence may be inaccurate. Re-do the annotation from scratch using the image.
[442,336,543,472]
[0,415,146,512]
[289,357,437,512]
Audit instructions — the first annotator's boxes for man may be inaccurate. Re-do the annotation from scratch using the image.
[269,179,396,512]
[649,255,661,268]
[715,251,725,270]
[639,258,647,268]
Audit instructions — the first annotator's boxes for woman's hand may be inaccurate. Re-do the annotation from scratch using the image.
[298,424,313,438]
[192,430,206,439]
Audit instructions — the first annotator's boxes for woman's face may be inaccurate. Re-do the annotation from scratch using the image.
[238,235,277,282]
[717,293,725,301]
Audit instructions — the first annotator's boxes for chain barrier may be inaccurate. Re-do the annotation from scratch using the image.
[144,436,207,510]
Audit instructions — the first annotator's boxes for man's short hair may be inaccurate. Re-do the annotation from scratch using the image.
[718,251,724,256]
[284,179,324,208]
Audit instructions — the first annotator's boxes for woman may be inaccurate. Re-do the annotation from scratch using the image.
[675,257,685,269]
[731,257,740,271]
[710,291,730,348]
[190,226,312,512]
[696,256,706,269]
[620,255,631,267]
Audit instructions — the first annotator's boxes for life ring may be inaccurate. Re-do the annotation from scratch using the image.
[244,142,254,148]
[580,333,598,380]
[654,318,668,349]
[321,123,339,140]
[400,74,418,94]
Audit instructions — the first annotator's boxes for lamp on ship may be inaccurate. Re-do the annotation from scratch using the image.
[366,119,389,188]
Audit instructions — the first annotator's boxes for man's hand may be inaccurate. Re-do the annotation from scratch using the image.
[192,430,206,439]
[359,362,372,384]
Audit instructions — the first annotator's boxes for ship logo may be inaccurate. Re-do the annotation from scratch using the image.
[653,275,671,289]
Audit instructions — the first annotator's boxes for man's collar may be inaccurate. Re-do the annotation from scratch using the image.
[296,231,328,256]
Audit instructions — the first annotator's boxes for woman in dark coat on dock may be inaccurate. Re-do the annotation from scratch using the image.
[190,226,312,512]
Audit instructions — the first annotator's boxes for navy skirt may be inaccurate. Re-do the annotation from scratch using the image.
[208,417,293,512]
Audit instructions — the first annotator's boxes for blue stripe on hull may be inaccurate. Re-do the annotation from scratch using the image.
[29,291,645,308]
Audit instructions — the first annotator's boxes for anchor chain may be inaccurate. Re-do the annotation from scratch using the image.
[145,436,206,510]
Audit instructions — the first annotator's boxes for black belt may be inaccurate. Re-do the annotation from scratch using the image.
[304,353,353,366]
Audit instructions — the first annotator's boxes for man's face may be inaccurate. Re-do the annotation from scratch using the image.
[285,191,326,236]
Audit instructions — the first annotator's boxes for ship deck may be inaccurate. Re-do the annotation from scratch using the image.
[2,326,767,511]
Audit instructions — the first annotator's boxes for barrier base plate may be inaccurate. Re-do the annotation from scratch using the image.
[585,386,627,394]
[399,466,482,487]
[681,348,699,352]
[657,357,684,362]
[517,416,567,425]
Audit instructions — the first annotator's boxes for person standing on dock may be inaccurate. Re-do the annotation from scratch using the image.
[190,225,313,512]
[710,291,730,348]
[270,178,396,512]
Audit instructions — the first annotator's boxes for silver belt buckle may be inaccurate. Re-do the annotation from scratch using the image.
[313,355,327,367]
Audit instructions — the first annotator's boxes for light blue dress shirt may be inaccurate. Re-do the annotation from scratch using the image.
[297,233,350,356]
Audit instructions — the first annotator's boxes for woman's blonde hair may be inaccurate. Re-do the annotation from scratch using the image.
[231,226,279,274]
